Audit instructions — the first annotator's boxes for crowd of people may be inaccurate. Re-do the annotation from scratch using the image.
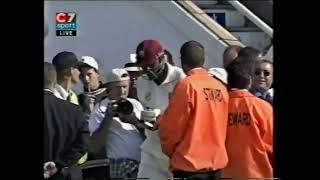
[44,39,274,180]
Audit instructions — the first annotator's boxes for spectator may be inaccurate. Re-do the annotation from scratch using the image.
[223,60,273,178]
[238,46,263,60]
[52,51,89,164]
[159,41,229,180]
[209,45,243,84]
[223,45,243,68]
[88,68,145,179]
[135,39,186,180]
[44,62,89,180]
[224,54,259,84]
[250,59,274,104]
[52,51,81,105]
[78,56,108,119]
[124,62,143,100]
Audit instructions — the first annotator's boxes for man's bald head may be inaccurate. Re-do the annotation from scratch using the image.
[238,46,262,60]
[223,45,242,68]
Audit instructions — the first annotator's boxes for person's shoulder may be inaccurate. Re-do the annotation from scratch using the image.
[126,98,144,111]
[251,95,273,114]
[255,97,272,108]
[164,64,185,86]
[127,98,143,106]
[45,92,67,104]
[171,65,183,72]
[51,88,64,100]
[44,91,55,99]
[48,95,84,114]
[171,65,186,79]
[64,100,83,112]
[175,75,193,89]
[51,91,82,110]
[137,75,149,83]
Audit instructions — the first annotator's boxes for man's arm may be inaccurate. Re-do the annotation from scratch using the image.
[159,81,191,157]
[118,113,146,138]
[88,102,116,154]
[88,114,113,154]
[117,99,146,138]
[258,102,274,166]
[78,93,96,120]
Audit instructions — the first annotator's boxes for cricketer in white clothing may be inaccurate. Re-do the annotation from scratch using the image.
[137,62,185,179]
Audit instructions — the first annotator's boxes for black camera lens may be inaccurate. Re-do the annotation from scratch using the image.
[116,99,133,115]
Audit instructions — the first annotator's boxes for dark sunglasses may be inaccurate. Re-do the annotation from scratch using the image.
[254,70,271,77]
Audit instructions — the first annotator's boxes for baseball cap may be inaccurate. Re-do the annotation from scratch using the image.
[80,56,99,70]
[136,39,164,65]
[52,51,80,70]
[124,62,142,72]
[208,68,228,84]
[105,68,130,84]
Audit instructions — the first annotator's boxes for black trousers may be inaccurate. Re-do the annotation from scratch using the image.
[173,169,221,180]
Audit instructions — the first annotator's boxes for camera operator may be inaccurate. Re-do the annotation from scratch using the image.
[88,68,145,179]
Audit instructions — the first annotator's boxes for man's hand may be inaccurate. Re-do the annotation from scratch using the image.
[44,161,58,179]
[148,115,161,130]
[83,94,96,112]
[105,100,118,118]
[140,114,162,131]
[150,119,160,130]
[118,111,159,131]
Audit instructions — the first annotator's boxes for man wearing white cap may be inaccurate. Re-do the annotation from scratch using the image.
[78,56,108,119]
[88,68,145,179]
[124,62,143,100]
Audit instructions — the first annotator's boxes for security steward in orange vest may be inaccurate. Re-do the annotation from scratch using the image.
[223,60,273,178]
[159,41,229,180]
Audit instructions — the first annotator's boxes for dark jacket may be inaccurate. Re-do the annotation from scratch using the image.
[249,86,273,105]
[44,90,89,179]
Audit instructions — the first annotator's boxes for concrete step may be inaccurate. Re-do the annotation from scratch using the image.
[228,27,261,32]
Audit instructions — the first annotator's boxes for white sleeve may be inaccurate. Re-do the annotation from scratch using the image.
[88,101,108,135]
[179,69,187,79]
[128,99,144,120]
[136,78,145,106]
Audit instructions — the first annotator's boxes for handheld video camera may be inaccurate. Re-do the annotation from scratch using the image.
[114,98,134,115]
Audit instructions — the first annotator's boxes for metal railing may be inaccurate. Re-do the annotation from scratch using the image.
[228,0,273,38]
